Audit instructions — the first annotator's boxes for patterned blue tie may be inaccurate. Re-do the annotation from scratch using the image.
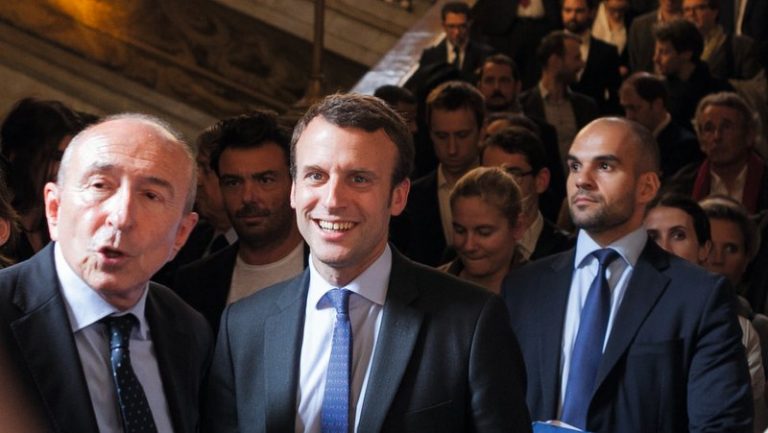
[321,288,352,433]
[561,248,620,429]
[104,314,158,433]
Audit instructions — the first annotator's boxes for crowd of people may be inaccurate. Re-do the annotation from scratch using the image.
[0,0,766,431]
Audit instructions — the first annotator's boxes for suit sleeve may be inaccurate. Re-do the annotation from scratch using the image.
[202,306,240,433]
[687,278,753,432]
[467,295,532,433]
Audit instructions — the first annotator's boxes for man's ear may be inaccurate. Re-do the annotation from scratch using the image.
[43,182,61,241]
[0,218,10,248]
[390,178,411,217]
[169,212,199,261]
[637,171,661,205]
[534,167,551,194]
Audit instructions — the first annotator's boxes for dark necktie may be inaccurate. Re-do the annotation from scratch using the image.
[452,45,461,69]
[321,289,352,433]
[561,248,620,429]
[104,314,158,433]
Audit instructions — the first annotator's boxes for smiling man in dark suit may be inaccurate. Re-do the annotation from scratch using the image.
[205,93,531,433]
[502,117,752,432]
[0,114,212,433]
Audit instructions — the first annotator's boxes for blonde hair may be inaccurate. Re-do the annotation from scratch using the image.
[450,166,523,226]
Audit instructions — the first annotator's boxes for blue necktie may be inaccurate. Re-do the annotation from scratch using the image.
[321,289,352,433]
[104,314,158,433]
[561,248,620,429]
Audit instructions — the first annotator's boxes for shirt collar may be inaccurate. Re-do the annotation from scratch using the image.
[55,242,151,338]
[574,226,647,269]
[307,244,392,310]
[519,211,544,258]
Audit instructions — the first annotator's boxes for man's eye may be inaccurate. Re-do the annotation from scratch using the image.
[671,230,687,241]
[568,162,581,172]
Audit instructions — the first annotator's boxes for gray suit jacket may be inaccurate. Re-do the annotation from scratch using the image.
[0,243,213,433]
[204,248,531,433]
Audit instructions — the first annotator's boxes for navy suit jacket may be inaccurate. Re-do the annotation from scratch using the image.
[502,240,752,432]
[204,249,532,433]
[0,243,213,433]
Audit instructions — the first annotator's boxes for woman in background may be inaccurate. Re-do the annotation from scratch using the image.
[440,166,525,293]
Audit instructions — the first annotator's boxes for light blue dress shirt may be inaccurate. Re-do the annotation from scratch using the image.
[295,245,391,433]
[558,227,648,416]
[54,242,174,433]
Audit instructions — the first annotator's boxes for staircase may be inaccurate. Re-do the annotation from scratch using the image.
[215,0,434,67]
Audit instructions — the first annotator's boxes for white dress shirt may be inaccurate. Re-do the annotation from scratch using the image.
[558,227,647,416]
[295,246,391,433]
[55,242,173,433]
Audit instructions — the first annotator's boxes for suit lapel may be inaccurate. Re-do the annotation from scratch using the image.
[594,242,670,391]
[9,245,99,433]
[147,285,199,433]
[264,271,309,432]
[357,253,423,433]
[537,251,576,417]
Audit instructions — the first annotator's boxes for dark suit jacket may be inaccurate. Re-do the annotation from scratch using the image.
[529,218,573,261]
[706,32,761,80]
[519,86,600,135]
[390,169,448,267]
[0,243,213,433]
[174,242,310,334]
[502,240,753,432]
[572,36,622,115]
[655,119,703,180]
[153,220,224,287]
[628,10,657,73]
[472,0,561,35]
[416,39,493,84]
[204,249,532,433]
[719,0,768,46]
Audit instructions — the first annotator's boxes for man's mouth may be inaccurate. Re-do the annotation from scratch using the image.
[317,220,355,232]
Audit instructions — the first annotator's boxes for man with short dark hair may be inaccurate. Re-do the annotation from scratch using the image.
[653,18,731,127]
[481,127,572,260]
[414,1,493,84]
[503,117,752,432]
[0,114,212,432]
[395,81,485,266]
[561,0,623,114]
[619,71,703,178]
[519,30,599,170]
[173,112,306,333]
[477,55,566,220]
[476,54,523,113]
[628,0,684,72]
[205,93,532,433]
